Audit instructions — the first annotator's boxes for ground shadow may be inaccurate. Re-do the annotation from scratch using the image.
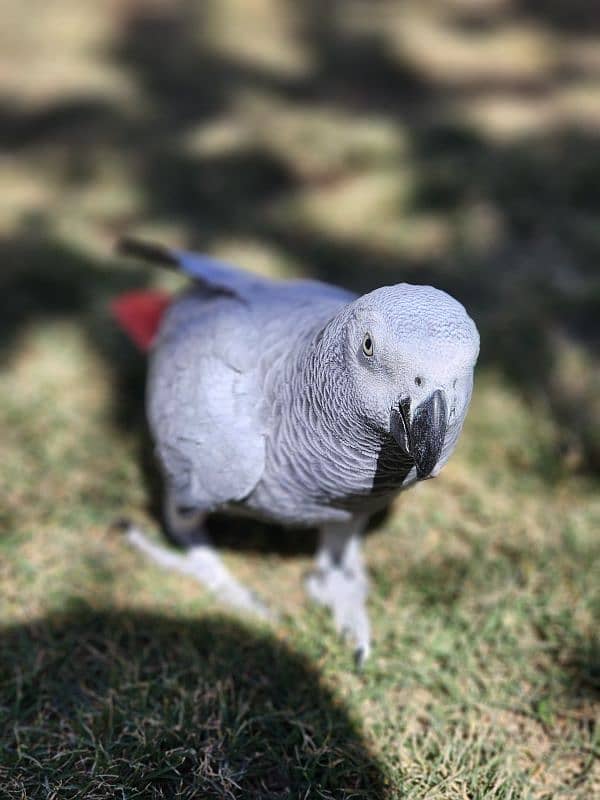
[207,514,318,557]
[0,607,387,799]
[206,506,389,557]
[558,637,600,704]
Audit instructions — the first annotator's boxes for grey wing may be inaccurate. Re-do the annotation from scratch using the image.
[118,236,356,306]
[147,297,265,510]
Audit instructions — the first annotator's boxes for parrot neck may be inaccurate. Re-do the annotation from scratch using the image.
[277,318,414,508]
[302,321,385,455]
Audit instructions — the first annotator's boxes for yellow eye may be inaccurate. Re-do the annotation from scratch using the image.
[362,333,374,357]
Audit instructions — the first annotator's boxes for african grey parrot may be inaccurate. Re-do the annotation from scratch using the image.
[117,238,480,662]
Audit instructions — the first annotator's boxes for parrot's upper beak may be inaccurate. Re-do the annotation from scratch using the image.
[390,389,448,479]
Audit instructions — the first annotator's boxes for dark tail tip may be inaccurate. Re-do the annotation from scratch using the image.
[116,236,179,269]
[111,516,133,534]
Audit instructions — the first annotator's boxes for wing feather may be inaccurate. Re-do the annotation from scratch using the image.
[147,295,265,510]
[118,236,355,305]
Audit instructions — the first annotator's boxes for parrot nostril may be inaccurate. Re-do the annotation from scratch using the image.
[414,376,422,387]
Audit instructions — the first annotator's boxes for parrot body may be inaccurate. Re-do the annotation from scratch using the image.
[116,238,480,661]
[148,277,357,525]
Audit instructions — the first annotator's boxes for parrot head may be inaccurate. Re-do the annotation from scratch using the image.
[338,284,480,481]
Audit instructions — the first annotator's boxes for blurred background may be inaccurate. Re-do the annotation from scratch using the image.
[1,2,599,798]
[2,0,599,470]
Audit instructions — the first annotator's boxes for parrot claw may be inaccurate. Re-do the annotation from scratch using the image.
[354,645,370,670]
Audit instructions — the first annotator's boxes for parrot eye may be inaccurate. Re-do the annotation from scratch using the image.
[362,333,374,357]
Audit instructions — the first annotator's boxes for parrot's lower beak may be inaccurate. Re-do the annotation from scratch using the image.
[390,389,448,479]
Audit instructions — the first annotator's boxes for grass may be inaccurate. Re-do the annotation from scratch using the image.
[1,1,599,797]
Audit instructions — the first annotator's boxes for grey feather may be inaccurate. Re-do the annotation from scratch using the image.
[137,240,479,527]
[118,236,353,306]
[122,239,480,657]
[147,291,264,509]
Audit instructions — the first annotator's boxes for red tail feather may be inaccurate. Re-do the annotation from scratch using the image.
[111,290,171,351]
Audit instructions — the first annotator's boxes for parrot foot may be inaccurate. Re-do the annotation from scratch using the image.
[305,520,371,664]
[124,523,274,621]
[305,567,371,665]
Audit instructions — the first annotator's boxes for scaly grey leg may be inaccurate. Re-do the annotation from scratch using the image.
[123,495,273,620]
[305,515,371,664]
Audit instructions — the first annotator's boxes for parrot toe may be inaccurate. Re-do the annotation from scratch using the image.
[124,523,275,623]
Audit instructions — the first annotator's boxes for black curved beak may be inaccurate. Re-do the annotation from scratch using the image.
[390,389,448,479]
